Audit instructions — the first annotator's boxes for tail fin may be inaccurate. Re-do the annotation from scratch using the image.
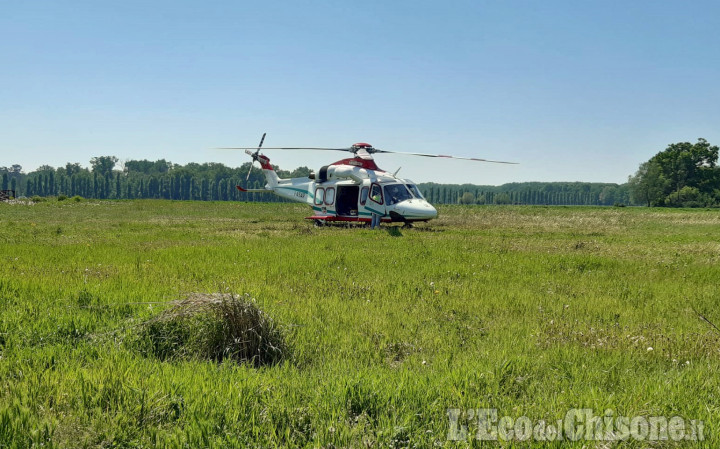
[241,132,281,190]
[254,152,280,188]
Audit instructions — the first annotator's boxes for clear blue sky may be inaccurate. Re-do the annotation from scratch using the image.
[2,0,719,185]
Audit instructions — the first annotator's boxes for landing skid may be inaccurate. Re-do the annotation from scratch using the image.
[306,215,426,229]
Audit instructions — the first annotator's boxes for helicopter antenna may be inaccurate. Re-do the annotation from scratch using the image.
[393,167,402,176]
[245,132,267,182]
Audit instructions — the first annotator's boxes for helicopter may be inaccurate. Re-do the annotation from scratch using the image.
[221,134,516,227]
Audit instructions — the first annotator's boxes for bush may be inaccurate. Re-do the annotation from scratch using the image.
[494,192,511,205]
[683,201,704,208]
[136,293,287,367]
[57,194,68,201]
[459,192,476,205]
[664,186,706,207]
[71,195,84,202]
[30,195,46,203]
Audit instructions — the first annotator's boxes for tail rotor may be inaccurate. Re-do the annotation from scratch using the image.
[245,132,267,182]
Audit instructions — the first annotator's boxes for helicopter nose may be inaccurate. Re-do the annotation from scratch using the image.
[423,202,438,220]
[394,199,438,221]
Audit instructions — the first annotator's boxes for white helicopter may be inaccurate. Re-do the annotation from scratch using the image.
[222,134,516,226]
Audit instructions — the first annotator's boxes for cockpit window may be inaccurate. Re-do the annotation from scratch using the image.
[383,184,413,205]
[405,184,424,199]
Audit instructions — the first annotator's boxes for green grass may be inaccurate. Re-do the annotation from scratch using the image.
[1,200,719,447]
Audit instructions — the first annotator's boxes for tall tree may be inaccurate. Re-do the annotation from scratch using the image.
[90,156,118,176]
[628,161,668,206]
[9,165,22,178]
[65,163,82,176]
[629,138,719,207]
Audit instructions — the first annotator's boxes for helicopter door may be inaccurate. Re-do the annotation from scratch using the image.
[336,185,360,216]
[367,183,385,217]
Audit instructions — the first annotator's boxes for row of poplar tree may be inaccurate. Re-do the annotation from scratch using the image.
[2,156,632,206]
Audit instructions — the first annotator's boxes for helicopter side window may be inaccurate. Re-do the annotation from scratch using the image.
[314,187,324,206]
[324,187,335,205]
[383,184,413,205]
[359,186,369,205]
[370,184,383,205]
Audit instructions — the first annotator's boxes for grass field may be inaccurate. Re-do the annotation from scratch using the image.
[1,199,719,448]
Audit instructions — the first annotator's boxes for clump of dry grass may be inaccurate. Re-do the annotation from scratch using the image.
[138,293,287,367]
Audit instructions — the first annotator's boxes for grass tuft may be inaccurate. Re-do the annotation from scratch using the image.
[137,293,287,367]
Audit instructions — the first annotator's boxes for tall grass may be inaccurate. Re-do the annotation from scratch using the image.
[0,200,718,447]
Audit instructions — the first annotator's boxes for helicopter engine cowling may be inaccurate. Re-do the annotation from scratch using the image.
[317,165,367,184]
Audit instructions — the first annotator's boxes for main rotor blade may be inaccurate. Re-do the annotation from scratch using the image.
[372,149,518,164]
[216,144,518,164]
[216,147,354,152]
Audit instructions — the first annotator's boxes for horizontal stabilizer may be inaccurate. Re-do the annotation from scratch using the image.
[236,185,272,193]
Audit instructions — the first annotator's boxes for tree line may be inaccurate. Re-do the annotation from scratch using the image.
[418,182,630,206]
[1,157,310,203]
[3,138,717,207]
[1,157,631,206]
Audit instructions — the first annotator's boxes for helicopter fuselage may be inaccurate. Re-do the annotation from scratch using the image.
[240,154,438,224]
